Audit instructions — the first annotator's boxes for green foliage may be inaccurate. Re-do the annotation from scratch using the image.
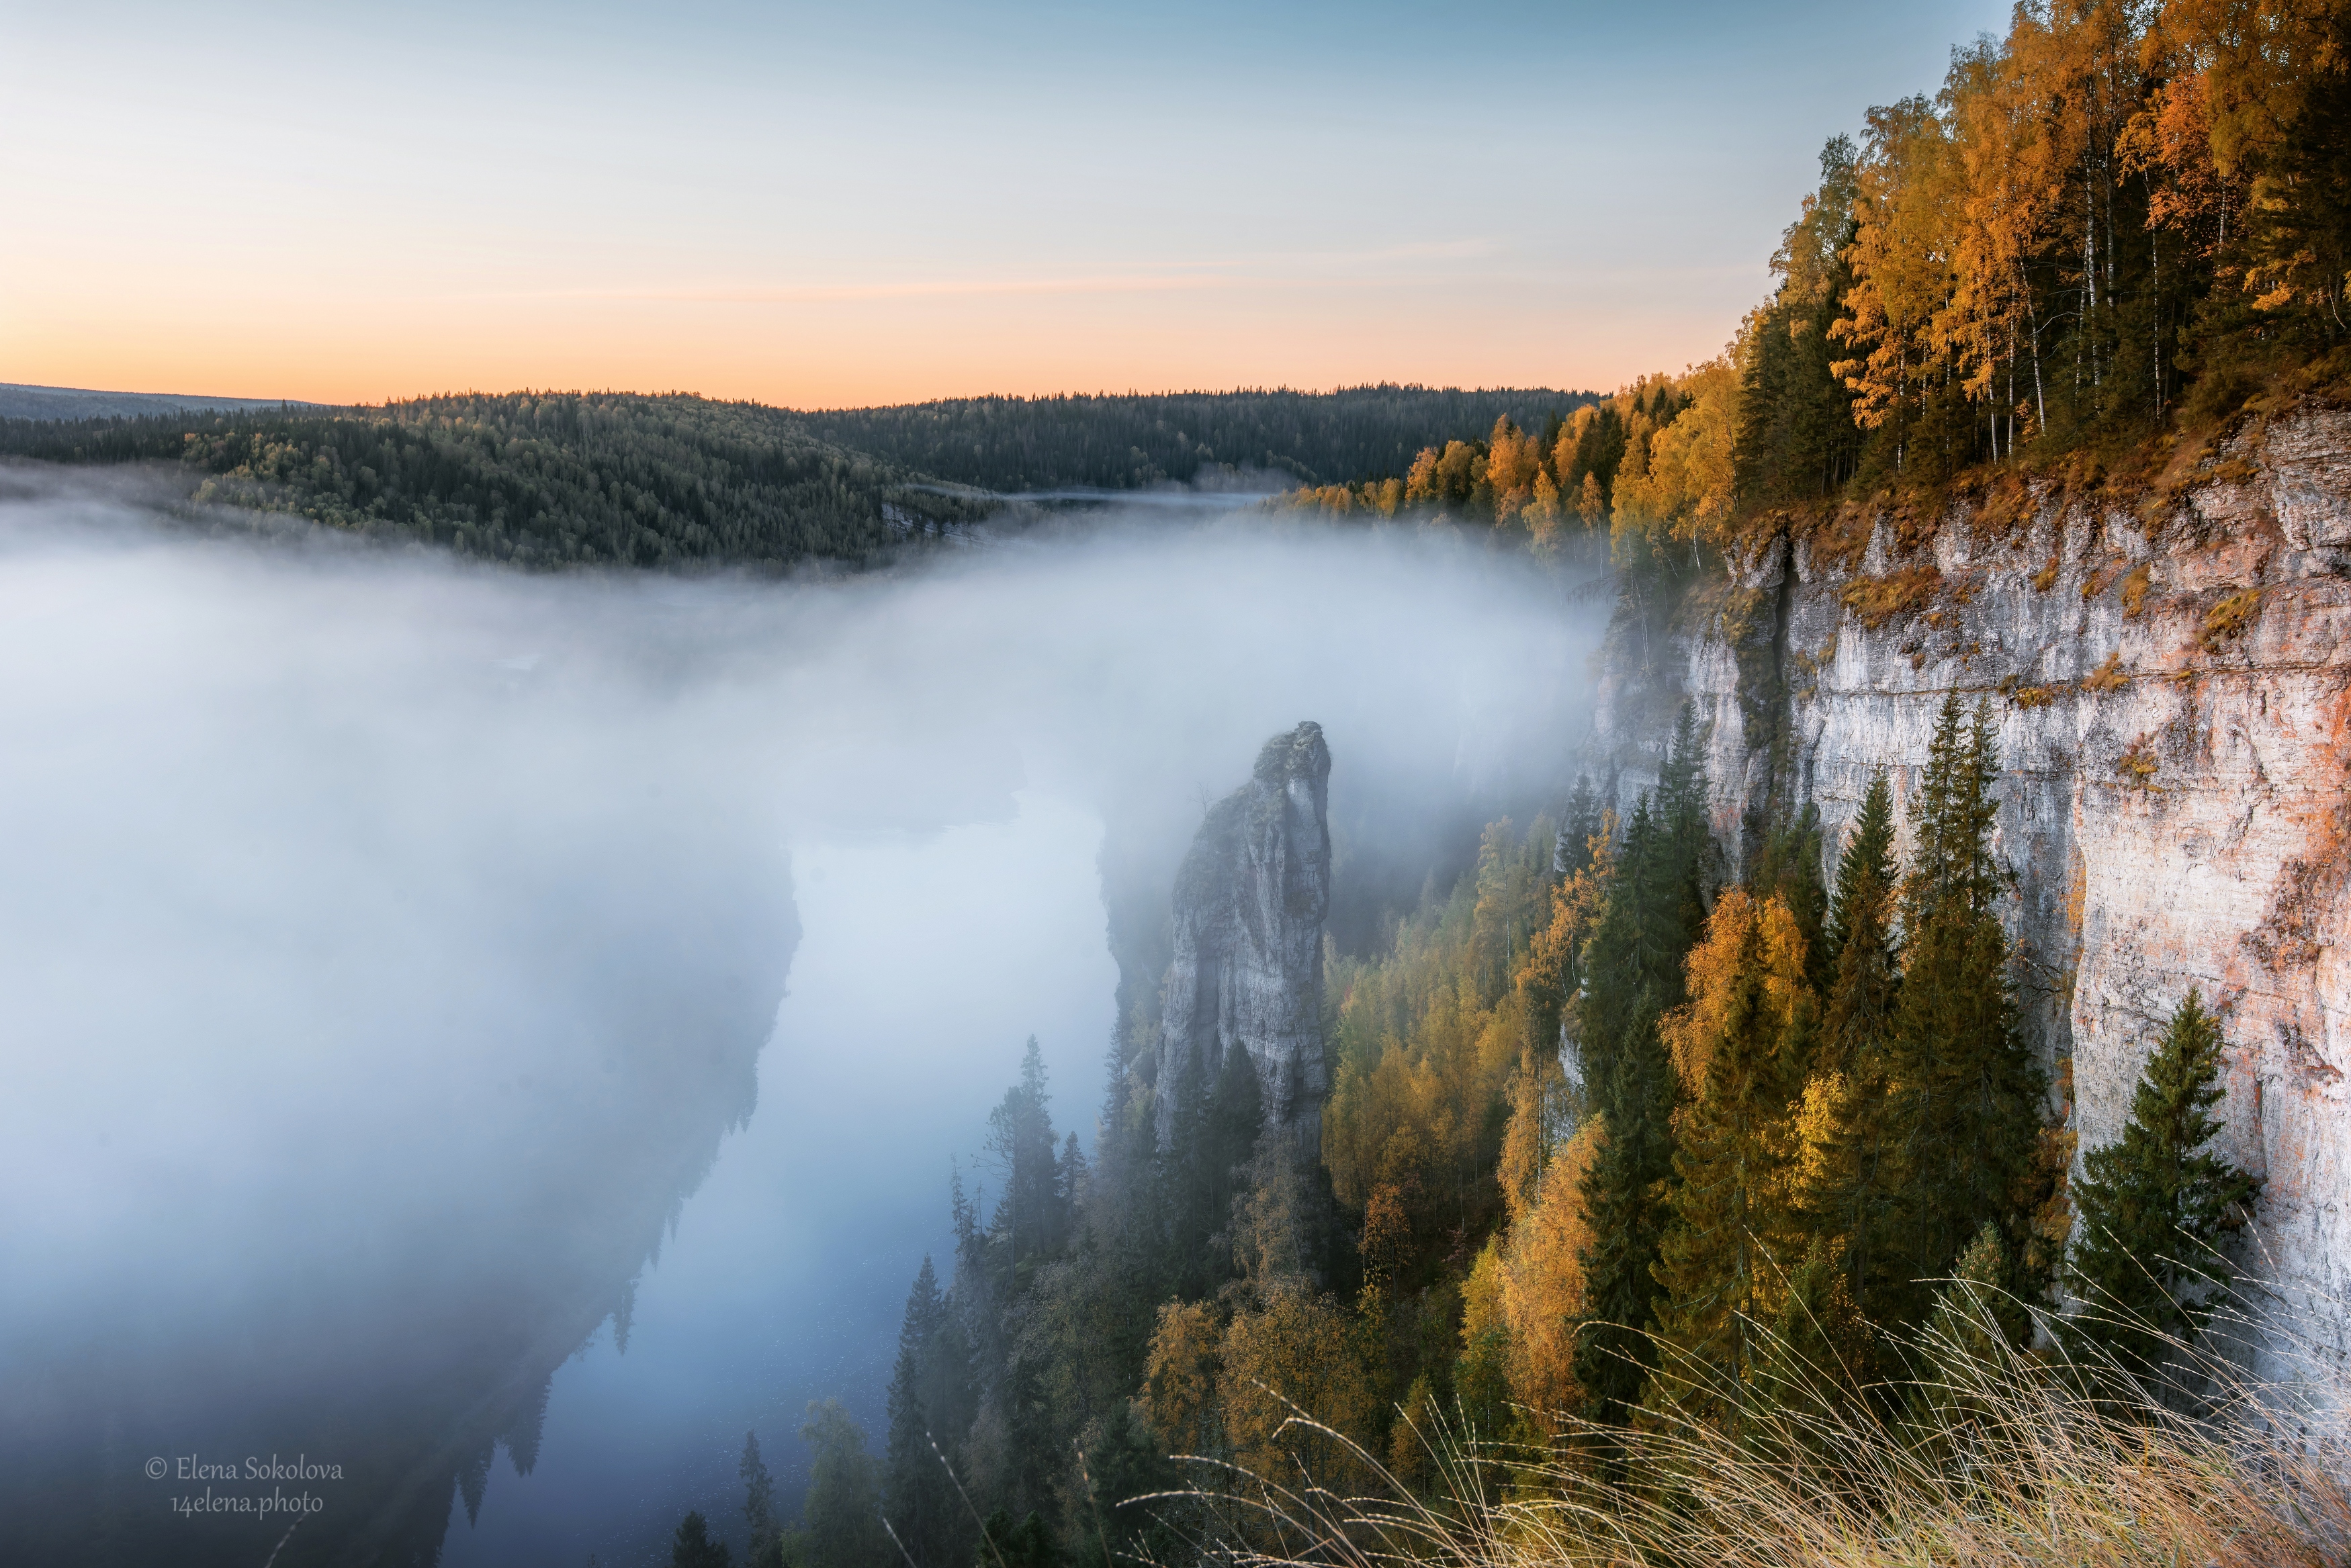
[742,1432,780,1567]
[974,1509,1057,1568]
[1734,136,1865,506]
[1648,890,1816,1428]
[671,1510,735,1568]
[885,1257,975,1568]
[1569,711,1714,1430]
[0,392,985,567]
[795,385,1595,493]
[1747,802,1828,981]
[1160,1042,1264,1301]
[1065,1401,1172,1568]
[1809,772,1907,1329]
[1571,997,1676,1432]
[986,1040,1072,1276]
[799,1400,886,1568]
[2068,990,2260,1377]
[1880,698,2045,1330]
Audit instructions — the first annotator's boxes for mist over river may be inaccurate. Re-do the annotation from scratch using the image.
[0,469,1599,1567]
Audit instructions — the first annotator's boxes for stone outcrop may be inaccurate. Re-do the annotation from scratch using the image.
[1154,723,1333,1150]
[1586,408,2351,1373]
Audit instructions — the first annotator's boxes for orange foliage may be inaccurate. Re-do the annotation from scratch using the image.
[1141,1300,1224,1456]
[1217,1285,1378,1492]
[1498,1117,1603,1432]
[1658,887,1816,1093]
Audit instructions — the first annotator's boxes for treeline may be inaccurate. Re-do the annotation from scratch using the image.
[791,386,1595,494]
[0,393,987,569]
[700,700,2257,1568]
[1290,0,2351,539]
[1276,377,1713,557]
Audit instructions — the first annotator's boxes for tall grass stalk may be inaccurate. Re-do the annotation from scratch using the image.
[1140,1287,2350,1568]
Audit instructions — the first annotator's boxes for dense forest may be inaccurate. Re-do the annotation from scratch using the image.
[0,394,988,569]
[674,1,2351,1563]
[791,387,1596,494]
[0,385,1599,569]
[1287,0,2351,549]
[700,699,2263,1568]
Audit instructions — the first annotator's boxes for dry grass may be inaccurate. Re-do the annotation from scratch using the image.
[2201,589,2262,653]
[1142,1292,2351,1568]
[2120,565,2152,618]
[1842,565,1944,631]
[2082,652,2129,693]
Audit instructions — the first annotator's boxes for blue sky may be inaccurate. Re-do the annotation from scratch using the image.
[2,0,2011,404]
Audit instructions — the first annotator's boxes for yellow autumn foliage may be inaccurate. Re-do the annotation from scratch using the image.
[1658,887,1814,1093]
[1498,1117,1603,1433]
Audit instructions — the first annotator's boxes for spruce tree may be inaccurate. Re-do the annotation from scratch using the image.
[1748,802,1828,982]
[1881,698,2043,1330]
[1572,996,1677,1430]
[885,1257,971,1568]
[1647,890,1815,1426]
[2068,990,2260,1377]
[1571,712,1712,1430]
[1656,704,1715,926]
[801,1401,887,1568]
[985,1038,1065,1271]
[740,1432,777,1566]
[1808,772,1906,1327]
[670,1511,734,1568]
[1559,774,1605,878]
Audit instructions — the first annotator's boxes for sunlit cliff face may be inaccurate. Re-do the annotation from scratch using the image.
[0,469,1599,1565]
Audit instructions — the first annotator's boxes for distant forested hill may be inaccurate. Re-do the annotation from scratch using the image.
[0,382,320,422]
[0,392,987,569]
[793,385,1597,492]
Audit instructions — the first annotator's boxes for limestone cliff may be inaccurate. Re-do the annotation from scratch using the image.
[1153,723,1333,1150]
[1587,407,2351,1370]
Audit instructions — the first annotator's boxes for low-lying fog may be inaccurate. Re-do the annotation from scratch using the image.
[0,469,1602,1567]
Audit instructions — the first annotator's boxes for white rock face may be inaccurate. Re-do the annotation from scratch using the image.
[1154,723,1333,1150]
[1587,410,2351,1373]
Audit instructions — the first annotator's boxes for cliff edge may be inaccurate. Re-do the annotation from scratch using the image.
[1587,407,2351,1371]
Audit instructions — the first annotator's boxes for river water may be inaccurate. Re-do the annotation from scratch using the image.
[441,794,1119,1567]
[0,474,1596,1567]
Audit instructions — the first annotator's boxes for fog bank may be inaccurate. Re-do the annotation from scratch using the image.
[0,469,1601,1565]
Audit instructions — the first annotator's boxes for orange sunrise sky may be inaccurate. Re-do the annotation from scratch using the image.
[4,0,2010,408]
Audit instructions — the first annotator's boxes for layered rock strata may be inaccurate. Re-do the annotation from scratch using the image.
[1586,408,2351,1373]
[1154,723,1333,1150]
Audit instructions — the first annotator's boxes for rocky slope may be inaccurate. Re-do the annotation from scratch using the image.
[1587,408,2351,1373]
[1153,723,1333,1151]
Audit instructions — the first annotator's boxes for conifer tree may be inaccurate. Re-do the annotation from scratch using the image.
[2068,990,2260,1377]
[670,1510,734,1568]
[740,1432,777,1566]
[1806,772,1906,1326]
[1908,1222,2030,1432]
[1571,711,1712,1429]
[986,1038,1065,1271]
[1572,997,1677,1430]
[801,1401,887,1568]
[1647,890,1816,1425]
[1747,803,1828,982]
[885,1257,972,1568]
[1558,775,1605,878]
[1656,705,1716,918]
[1881,698,2044,1330]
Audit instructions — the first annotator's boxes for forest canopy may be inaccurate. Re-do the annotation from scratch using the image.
[1286,0,2351,541]
[790,386,1597,494]
[0,393,989,569]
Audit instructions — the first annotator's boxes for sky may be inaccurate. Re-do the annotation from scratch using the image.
[1,0,2010,409]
